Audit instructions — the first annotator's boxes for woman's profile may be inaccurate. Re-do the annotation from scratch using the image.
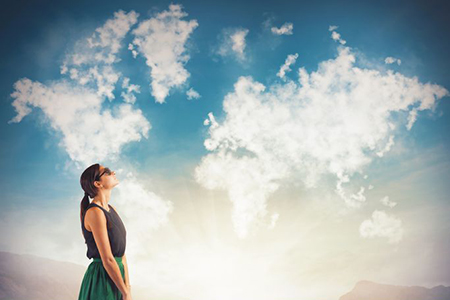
[78,163,132,300]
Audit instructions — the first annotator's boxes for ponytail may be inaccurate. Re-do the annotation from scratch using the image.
[80,192,91,223]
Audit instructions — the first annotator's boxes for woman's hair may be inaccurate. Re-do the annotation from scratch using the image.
[79,163,101,223]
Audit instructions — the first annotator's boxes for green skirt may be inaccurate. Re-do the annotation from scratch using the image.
[78,257,125,300]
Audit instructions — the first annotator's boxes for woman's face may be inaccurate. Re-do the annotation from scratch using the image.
[96,165,119,190]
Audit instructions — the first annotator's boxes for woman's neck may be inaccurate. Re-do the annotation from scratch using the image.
[92,190,111,208]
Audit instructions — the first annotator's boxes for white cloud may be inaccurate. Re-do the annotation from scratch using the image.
[8,78,150,166]
[216,27,249,61]
[328,25,338,31]
[121,77,141,104]
[195,33,449,238]
[406,108,418,130]
[376,135,394,157]
[359,210,403,243]
[131,4,198,103]
[61,10,139,101]
[203,112,218,126]
[335,174,367,208]
[115,171,174,239]
[277,53,298,79]
[8,10,152,167]
[330,28,346,45]
[380,196,397,208]
[271,22,293,35]
[9,10,150,166]
[86,10,139,57]
[186,87,201,100]
[385,56,401,65]
[128,43,138,58]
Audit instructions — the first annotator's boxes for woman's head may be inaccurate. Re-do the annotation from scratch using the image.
[79,163,118,221]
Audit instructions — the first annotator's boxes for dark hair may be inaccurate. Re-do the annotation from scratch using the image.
[79,163,101,223]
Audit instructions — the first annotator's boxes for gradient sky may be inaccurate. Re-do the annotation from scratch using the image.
[1,0,449,299]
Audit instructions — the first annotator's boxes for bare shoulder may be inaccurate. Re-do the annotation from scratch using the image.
[86,206,105,218]
[85,207,107,231]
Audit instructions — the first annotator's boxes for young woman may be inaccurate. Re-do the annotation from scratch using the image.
[78,163,132,300]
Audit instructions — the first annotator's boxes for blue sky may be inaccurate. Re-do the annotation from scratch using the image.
[1,0,449,299]
[1,0,449,206]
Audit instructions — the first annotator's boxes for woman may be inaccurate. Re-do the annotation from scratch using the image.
[78,163,132,300]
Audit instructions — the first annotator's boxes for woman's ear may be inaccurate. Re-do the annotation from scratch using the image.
[93,181,101,189]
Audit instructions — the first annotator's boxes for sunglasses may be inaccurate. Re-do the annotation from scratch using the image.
[95,167,113,181]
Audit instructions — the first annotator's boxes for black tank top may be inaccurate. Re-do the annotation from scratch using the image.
[81,202,127,259]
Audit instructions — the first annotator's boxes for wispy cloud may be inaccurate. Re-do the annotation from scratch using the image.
[271,22,293,35]
[114,170,174,244]
[186,87,201,100]
[328,25,338,31]
[9,79,150,166]
[277,53,298,79]
[380,196,397,208]
[61,10,139,101]
[196,30,448,238]
[329,25,346,45]
[131,4,198,103]
[385,56,402,65]
[121,77,141,104]
[9,10,149,167]
[215,27,249,62]
[359,210,403,243]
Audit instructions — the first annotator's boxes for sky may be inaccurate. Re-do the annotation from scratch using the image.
[0,0,449,299]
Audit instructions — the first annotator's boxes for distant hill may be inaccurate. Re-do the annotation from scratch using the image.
[0,251,176,300]
[0,251,86,300]
[340,280,450,300]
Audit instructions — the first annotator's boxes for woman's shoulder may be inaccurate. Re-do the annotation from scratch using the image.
[84,206,107,232]
[85,205,107,220]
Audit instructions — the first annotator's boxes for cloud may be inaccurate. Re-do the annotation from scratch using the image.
[195,33,448,238]
[186,87,201,100]
[114,171,174,243]
[330,27,346,45]
[335,174,367,208]
[8,78,150,166]
[277,53,298,79]
[385,56,402,65]
[271,22,293,35]
[61,10,139,101]
[128,43,138,58]
[328,25,338,31]
[215,27,249,61]
[121,77,141,104]
[8,10,152,167]
[359,210,403,243]
[380,196,397,208]
[131,4,198,103]
[259,15,286,51]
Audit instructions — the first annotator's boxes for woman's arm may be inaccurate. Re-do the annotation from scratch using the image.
[122,254,131,289]
[86,208,129,297]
